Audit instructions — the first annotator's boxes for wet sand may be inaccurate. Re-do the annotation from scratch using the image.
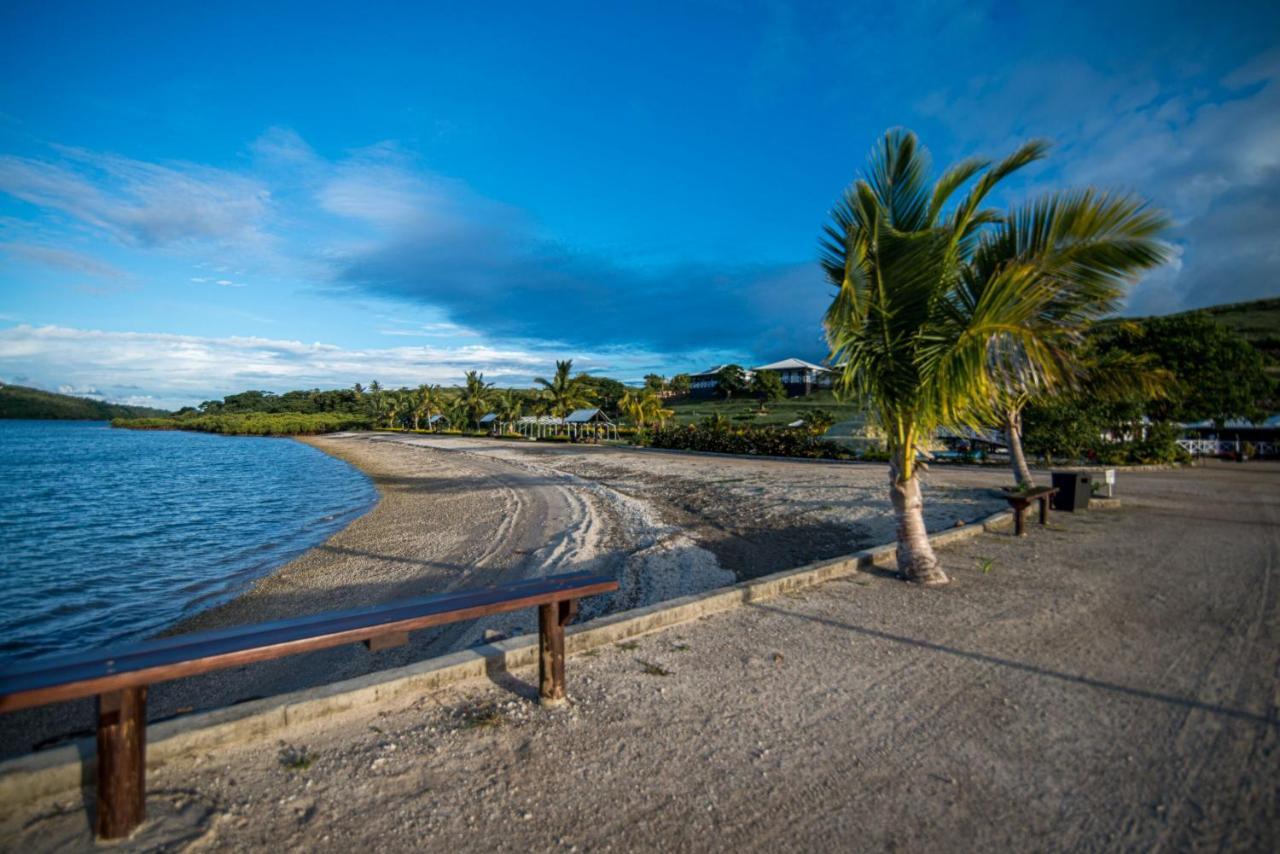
[0,433,1007,757]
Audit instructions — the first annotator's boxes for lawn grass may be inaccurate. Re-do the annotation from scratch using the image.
[666,391,867,428]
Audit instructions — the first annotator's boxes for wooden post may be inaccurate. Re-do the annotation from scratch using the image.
[96,687,146,840]
[538,599,575,706]
[1012,499,1027,537]
[1038,495,1050,525]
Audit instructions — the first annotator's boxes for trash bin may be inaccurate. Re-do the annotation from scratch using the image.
[1051,471,1092,512]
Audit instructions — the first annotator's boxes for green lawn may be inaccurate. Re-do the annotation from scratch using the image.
[667,391,867,428]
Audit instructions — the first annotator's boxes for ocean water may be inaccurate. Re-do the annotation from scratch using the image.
[0,421,378,665]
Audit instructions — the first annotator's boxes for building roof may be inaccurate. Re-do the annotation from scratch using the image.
[478,413,497,424]
[937,426,1006,446]
[1181,414,1280,430]
[753,357,831,373]
[565,407,610,424]
[427,414,448,424]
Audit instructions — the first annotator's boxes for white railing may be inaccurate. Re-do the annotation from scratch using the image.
[1177,438,1275,456]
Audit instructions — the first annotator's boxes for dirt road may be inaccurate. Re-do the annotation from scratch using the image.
[5,461,1276,851]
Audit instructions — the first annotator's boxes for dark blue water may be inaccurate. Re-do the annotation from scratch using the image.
[0,421,377,665]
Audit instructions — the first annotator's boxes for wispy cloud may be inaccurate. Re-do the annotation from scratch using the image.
[0,147,273,251]
[1,241,129,280]
[0,323,690,408]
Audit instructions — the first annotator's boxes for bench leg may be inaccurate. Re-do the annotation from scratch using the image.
[96,687,147,840]
[1039,496,1050,525]
[1013,504,1026,537]
[538,600,575,707]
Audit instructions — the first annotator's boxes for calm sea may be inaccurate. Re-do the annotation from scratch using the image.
[0,421,377,665]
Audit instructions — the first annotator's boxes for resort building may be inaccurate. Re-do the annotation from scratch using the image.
[751,358,835,397]
[687,365,749,398]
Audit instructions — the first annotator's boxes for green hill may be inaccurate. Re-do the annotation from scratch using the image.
[0,383,171,420]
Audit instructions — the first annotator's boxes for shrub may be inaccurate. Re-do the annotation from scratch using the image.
[112,412,372,436]
[642,423,854,460]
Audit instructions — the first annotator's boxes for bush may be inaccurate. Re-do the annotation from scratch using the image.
[112,412,372,436]
[641,423,854,460]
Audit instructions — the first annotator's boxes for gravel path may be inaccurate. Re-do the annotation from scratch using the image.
[4,461,1276,851]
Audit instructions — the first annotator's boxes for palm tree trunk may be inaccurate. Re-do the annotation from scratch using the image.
[889,456,948,585]
[1005,409,1034,487]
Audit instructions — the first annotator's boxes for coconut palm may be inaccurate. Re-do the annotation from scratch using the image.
[410,384,440,431]
[458,371,494,430]
[966,193,1172,485]
[380,389,407,429]
[535,360,594,417]
[821,129,1168,585]
[493,390,523,433]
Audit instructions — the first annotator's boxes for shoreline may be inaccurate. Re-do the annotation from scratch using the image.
[0,432,1009,757]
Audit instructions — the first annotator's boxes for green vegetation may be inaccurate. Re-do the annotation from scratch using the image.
[1123,296,1280,378]
[114,412,371,436]
[666,390,862,427]
[820,129,1168,585]
[535,359,595,416]
[1098,312,1274,422]
[0,383,170,420]
[749,370,786,410]
[644,422,853,459]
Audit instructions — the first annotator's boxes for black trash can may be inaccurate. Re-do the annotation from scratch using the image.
[1051,471,1092,512]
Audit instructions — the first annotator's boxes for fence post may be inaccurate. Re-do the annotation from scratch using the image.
[96,687,147,840]
[538,600,576,706]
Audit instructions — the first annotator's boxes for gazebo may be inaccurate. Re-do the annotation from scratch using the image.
[515,410,617,442]
[564,408,617,442]
[478,413,497,434]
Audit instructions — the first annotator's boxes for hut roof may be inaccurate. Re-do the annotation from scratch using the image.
[478,413,497,424]
[565,408,610,424]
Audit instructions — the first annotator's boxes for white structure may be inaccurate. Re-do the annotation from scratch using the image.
[751,358,835,396]
[516,409,617,441]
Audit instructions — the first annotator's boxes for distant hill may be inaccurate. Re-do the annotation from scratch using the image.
[0,383,171,420]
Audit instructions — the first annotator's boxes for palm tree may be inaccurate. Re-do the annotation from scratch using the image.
[535,360,595,417]
[458,371,494,430]
[821,129,1167,585]
[618,389,672,430]
[966,192,1171,485]
[380,389,406,429]
[410,384,442,431]
[493,390,523,433]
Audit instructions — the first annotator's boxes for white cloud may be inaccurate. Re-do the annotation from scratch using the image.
[0,242,129,279]
[0,324,677,409]
[917,47,1280,314]
[0,148,273,251]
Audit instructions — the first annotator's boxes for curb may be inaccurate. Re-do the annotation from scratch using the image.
[0,501,1083,806]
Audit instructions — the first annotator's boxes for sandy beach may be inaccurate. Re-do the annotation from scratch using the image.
[0,433,1008,757]
[5,461,1276,851]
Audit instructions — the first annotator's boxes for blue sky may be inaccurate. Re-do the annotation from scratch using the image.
[1,1,1278,409]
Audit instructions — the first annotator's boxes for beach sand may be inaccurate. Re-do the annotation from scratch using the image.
[0,433,1007,757]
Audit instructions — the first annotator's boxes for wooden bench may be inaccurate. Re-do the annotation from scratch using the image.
[0,571,617,840]
[999,486,1059,536]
